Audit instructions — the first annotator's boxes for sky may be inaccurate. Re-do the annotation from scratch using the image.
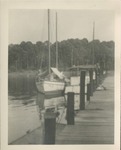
[9,9,115,44]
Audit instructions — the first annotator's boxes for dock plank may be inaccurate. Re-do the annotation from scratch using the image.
[56,73,114,144]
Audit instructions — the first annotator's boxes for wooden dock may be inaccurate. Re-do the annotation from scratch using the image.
[56,72,114,144]
[10,72,114,145]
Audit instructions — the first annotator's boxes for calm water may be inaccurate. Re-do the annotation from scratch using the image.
[8,72,88,144]
[8,95,41,144]
[8,94,66,144]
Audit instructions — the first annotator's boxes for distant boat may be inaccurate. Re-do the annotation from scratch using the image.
[36,9,65,99]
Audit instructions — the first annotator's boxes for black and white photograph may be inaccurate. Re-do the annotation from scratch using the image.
[0,1,120,149]
[8,9,115,145]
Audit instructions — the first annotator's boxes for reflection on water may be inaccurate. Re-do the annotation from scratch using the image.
[8,95,41,144]
[8,94,66,144]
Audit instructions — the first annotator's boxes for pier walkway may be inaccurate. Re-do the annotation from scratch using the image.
[11,72,114,145]
[56,72,114,144]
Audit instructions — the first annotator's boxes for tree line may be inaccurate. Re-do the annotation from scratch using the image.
[8,38,114,72]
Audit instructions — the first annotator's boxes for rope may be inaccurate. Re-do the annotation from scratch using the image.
[56,106,66,129]
[56,95,67,128]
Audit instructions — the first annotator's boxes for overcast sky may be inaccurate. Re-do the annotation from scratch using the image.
[9,9,114,44]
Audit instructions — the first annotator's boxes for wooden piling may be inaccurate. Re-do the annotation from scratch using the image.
[44,112,56,144]
[87,83,90,101]
[89,69,93,96]
[95,69,98,88]
[93,79,95,92]
[36,92,45,110]
[80,71,86,110]
[67,92,75,125]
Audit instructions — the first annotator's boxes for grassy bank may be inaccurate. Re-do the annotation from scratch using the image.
[9,70,38,77]
[8,70,38,96]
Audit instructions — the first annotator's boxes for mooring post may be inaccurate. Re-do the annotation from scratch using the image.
[95,69,98,88]
[93,79,95,92]
[98,68,102,85]
[44,112,56,144]
[67,92,75,125]
[36,92,45,109]
[89,69,93,96]
[80,71,86,110]
[97,73,100,87]
[87,83,90,101]
[41,110,45,144]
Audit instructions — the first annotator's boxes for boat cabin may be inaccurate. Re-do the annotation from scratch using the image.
[69,65,96,76]
[68,65,97,85]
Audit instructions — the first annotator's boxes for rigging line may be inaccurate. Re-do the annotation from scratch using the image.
[40,10,47,68]
[40,10,47,42]
[56,11,58,69]
[37,10,47,46]
[48,9,56,70]
[50,10,56,44]
[49,10,52,44]
[50,10,56,68]
[56,107,66,126]
[48,9,51,74]
[56,96,67,125]
[92,21,95,65]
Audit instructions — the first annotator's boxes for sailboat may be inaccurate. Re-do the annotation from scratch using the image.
[65,22,96,110]
[36,9,65,99]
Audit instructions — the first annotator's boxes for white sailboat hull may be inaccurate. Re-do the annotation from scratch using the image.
[36,80,65,99]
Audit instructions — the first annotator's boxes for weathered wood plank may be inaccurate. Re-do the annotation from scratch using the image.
[56,74,114,144]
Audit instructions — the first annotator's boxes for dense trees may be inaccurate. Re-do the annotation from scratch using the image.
[8,38,114,72]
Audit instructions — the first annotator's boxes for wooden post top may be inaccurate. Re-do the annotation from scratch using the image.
[69,65,96,71]
[44,112,56,119]
[67,92,75,95]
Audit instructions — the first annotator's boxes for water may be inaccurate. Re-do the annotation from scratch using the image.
[8,72,88,144]
[8,95,41,144]
[8,73,41,144]
[8,94,66,144]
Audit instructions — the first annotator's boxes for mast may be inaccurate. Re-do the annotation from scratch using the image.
[56,11,58,69]
[92,21,95,65]
[93,21,95,41]
[71,48,73,66]
[48,9,51,74]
